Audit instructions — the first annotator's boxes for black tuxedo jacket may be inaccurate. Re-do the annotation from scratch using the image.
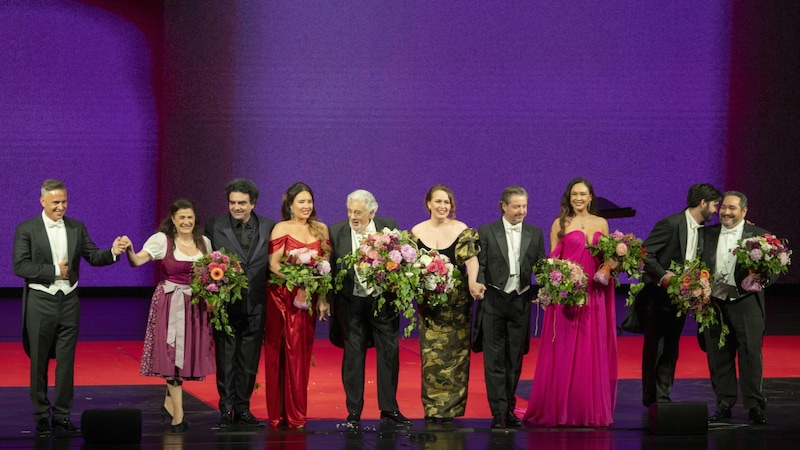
[476,218,545,293]
[205,213,275,317]
[327,216,398,348]
[13,215,117,357]
[641,210,697,285]
[701,223,777,305]
[472,218,545,353]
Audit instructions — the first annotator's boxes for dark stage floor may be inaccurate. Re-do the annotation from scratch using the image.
[1,378,798,450]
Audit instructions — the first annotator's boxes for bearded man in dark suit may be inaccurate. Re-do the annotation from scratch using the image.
[702,191,776,425]
[630,183,721,407]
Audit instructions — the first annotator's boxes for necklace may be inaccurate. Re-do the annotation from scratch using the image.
[176,237,195,247]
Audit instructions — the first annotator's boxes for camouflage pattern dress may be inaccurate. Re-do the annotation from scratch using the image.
[417,228,480,419]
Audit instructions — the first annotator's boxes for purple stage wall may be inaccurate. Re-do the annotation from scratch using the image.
[1,0,797,290]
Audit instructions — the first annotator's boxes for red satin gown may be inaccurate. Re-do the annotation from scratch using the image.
[264,235,321,428]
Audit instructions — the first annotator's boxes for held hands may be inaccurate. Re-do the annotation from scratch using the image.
[112,236,131,256]
[469,280,486,300]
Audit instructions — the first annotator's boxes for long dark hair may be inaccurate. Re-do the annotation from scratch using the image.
[156,198,208,253]
[557,178,597,240]
[280,182,330,256]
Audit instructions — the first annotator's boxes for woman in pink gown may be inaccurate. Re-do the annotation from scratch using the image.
[264,182,331,429]
[524,178,618,427]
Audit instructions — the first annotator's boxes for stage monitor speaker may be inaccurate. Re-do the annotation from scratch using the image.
[81,408,142,445]
[647,402,708,435]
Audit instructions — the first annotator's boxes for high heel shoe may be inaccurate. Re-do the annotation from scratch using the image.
[170,420,191,433]
[160,406,173,425]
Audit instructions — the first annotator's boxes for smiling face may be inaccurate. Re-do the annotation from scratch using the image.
[40,188,68,222]
[569,182,592,214]
[501,194,528,225]
[427,189,453,220]
[228,191,255,223]
[291,190,314,220]
[718,195,746,229]
[171,208,196,235]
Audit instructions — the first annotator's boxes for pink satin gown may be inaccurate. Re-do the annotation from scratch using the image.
[523,230,618,427]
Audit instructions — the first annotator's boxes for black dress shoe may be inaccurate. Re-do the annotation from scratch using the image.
[491,414,507,429]
[708,407,732,423]
[35,417,51,437]
[218,411,233,428]
[748,407,767,425]
[346,413,361,426]
[506,413,522,428]
[380,410,412,424]
[51,417,80,437]
[235,411,265,427]
[170,420,191,433]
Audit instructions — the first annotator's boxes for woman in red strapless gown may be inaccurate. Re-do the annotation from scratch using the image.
[264,182,331,429]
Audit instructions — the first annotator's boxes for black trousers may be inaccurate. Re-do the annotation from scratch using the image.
[213,308,265,414]
[480,288,530,416]
[640,284,687,406]
[26,289,80,421]
[703,295,766,411]
[341,294,400,415]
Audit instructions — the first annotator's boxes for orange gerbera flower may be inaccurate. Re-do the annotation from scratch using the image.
[682,276,691,286]
[700,269,710,279]
[386,260,399,271]
[210,267,225,281]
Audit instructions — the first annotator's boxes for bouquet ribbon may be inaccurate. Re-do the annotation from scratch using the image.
[163,280,189,369]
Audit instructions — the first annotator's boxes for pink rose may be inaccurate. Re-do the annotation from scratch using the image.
[615,243,628,256]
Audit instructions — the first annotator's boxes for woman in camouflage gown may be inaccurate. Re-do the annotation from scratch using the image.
[411,185,480,423]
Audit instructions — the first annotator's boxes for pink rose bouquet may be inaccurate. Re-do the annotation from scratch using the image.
[533,258,588,308]
[270,247,332,312]
[732,233,792,292]
[588,230,647,305]
[335,227,420,336]
[414,249,461,308]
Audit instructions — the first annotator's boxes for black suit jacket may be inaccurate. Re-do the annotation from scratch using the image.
[641,210,696,285]
[327,217,398,348]
[473,218,545,352]
[204,213,275,317]
[13,215,117,357]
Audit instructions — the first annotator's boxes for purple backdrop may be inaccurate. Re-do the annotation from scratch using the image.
[2,1,797,290]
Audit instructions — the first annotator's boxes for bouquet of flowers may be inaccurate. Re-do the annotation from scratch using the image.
[270,247,332,312]
[191,249,248,336]
[666,258,728,347]
[533,258,588,308]
[732,233,792,292]
[414,249,461,308]
[589,230,647,305]
[335,227,420,336]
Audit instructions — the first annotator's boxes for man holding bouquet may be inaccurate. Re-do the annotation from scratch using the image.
[631,182,721,407]
[327,189,411,426]
[205,179,275,427]
[701,191,777,425]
